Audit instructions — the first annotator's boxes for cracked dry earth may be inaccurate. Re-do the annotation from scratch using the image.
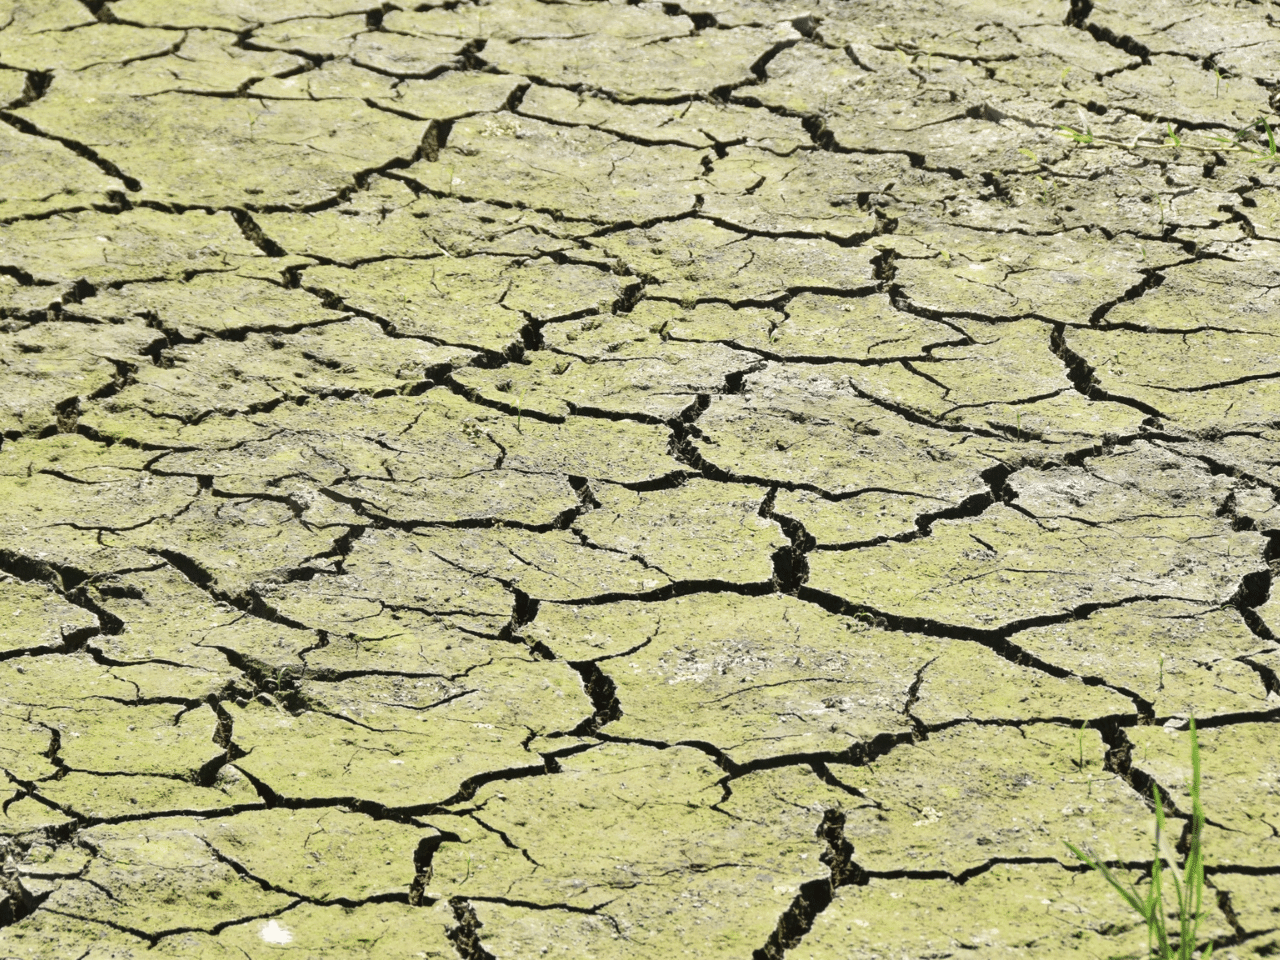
[2,1,1280,958]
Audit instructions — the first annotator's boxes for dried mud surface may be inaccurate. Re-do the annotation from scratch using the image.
[1,0,1279,957]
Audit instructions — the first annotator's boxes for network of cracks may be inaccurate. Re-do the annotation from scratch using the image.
[1,0,1280,956]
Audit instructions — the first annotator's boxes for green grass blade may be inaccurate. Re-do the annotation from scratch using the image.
[1250,118,1278,162]
[1065,842,1149,914]
[1152,789,1173,957]
[1069,718,1215,959]
[1186,718,1207,959]
[1189,718,1202,807]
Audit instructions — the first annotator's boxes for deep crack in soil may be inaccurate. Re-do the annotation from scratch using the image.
[1,0,1280,957]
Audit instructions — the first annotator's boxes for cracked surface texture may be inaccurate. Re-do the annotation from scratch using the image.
[1,0,1279,957]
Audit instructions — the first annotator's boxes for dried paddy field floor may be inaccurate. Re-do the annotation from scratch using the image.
[1,0,1280,956]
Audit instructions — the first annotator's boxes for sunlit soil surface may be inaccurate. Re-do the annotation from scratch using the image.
[1,0,1279,956]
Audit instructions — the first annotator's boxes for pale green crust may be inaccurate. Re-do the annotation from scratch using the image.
[406,114,707,225]
[1,1,1278,956]
[574,480,786,583]
[1129,722,1280,869]
[0,209,264,285]
[831,723,1155,872]
[788,863,1230,960]
[20,94,429,208]
[425,747,845,956]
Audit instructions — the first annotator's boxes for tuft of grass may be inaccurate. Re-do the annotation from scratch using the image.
[1056,115,1278,161]
[1065,717,1214,960]
[1259,117,1278,161]
[1058,124,1096,144]
[1207,116,1278,162]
